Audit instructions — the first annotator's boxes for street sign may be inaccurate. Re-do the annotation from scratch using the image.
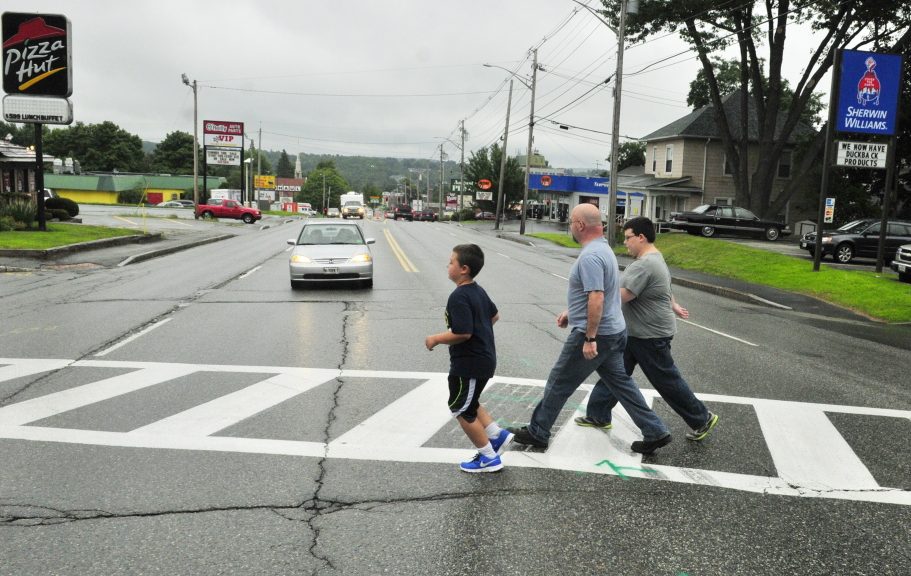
[476,191,493,201]
[824,197,836,223]
[2,94,72,124]
[477,179,492,190]
[835,50,903,136]
[205,147,241,166]
[835,141,888,169]
[254,175,275,189]
[2,13,73,97]
[203,120,244,147]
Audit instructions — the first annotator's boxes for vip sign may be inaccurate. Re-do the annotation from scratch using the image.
[2,13,72,97]
[203,120,244,148]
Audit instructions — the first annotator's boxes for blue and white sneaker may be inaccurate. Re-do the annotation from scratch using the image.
[489,429,514,455]
[459,453,503,473]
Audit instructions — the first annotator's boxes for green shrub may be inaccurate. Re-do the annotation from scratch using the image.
[0,215,16,231]
[0,199,36,229]
[118,189,144,204]
[45,196,79,217]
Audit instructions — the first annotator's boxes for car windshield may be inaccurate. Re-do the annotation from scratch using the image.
[836,220,874,233]
[299,226,363,245]
[690,205,713,214]
[344,201,361,207]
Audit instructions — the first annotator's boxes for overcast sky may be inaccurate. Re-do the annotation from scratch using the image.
[8,1,829,169]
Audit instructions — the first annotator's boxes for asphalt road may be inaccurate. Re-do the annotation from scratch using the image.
[1,217,909,575]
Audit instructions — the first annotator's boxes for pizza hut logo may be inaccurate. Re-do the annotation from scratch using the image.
[857,56,881,106]
[2,14,71,96]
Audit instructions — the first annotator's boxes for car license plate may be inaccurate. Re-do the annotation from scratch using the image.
[899,263,908,273]
[800,242,807,248]
[323,267,339,274]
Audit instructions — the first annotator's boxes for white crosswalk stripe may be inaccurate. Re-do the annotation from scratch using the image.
[1,357,908,506]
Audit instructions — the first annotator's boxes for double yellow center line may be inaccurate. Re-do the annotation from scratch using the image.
[383,229,418,273]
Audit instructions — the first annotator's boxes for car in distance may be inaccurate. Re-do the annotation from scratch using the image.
[327,207,340,218]
[393,205,413,221]
[288,221,375,289]
[670,204,791,241]
[890,244,911,282]
[475,211,496,220]
[176,199,195,208]
[414,208,438,222]
[194,198,262,223]
[341,200,366,219]
[801,219,911,263]
[156,200,185,208]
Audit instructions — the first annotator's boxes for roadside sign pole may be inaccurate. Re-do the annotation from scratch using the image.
[813,50,840,272]
[875,136,898,273]
[34,124,46,231]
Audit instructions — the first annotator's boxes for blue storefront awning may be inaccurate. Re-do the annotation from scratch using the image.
[528,173,643,197]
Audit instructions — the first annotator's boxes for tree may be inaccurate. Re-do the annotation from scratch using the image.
[300,161,348,210]
[464,143,525,212]
[44,121,146,172]
[149,131,196,174]
[604,0,911,218]
[607,141,646,172]
[275,149,294,178]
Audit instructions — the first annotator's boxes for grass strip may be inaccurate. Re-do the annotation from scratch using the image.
[0,223,140,250]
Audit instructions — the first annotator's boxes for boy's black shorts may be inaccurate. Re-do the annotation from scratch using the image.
[447,374,490,422]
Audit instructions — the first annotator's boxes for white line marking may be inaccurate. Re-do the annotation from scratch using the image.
[496,252,511,259]
[678,319,758,346]
[239,265,262,279]
[94,318,174,357]
[551,273,568,280]
[168,219,194,228]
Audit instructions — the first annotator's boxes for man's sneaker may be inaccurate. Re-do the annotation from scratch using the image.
[506,426,548,448]
[686,412,719,441]
[630,433,672,454]
[459,453,503,473]
[574,416,613,429]
[489,429,514,455]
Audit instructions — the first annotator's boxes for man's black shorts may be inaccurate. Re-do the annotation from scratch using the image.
[447,374,490,422]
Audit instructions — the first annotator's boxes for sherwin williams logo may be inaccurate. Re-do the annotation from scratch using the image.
[857,56,881,106]
[2,15,70,95]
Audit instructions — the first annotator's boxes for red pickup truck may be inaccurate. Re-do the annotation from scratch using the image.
[195,198,262,224]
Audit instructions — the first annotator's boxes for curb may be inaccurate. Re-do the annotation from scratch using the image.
[117,234,235,267]
[0,232,163,259]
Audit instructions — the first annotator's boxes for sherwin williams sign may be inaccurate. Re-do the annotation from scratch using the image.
[2,12,72,97]
[835,50,903,136]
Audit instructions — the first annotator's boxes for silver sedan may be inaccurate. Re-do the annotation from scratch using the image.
[288,222,374,289]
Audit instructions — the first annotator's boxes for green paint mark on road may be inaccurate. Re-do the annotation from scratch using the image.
[595,459,659,480]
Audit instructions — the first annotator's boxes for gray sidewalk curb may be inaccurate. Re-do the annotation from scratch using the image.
[117,234,235,267]
[0,232,163,259]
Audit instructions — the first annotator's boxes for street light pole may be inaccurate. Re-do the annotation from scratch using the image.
[520,48,539,236]
[181,74,198,207]
[606,0,636,246]
[494,79,514,231]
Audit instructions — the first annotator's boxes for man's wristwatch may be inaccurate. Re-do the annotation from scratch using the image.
[584,336,597,343]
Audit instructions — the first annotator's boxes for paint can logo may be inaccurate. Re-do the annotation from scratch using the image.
[856,56,881,106]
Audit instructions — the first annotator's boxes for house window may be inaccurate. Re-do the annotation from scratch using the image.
[714,197,734,206]
[723,153,734,176]
[777,150,792,179]
[665,145,673,173]
[652,147,657,173]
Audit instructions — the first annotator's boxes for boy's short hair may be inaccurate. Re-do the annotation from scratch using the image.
[622,216,656,243]
[452,244,485,278]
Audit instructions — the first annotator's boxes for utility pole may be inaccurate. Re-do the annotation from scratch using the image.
[520,48,539,236]
[459,119,466,220]
[494,79,514,231]
[181,74,198,206]
[322,173,326,213]
[439,143,445,216]
[607,0,636,246]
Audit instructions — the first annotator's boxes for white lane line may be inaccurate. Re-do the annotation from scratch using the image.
[679,319,758,347]
[168,219,194,228]
[239,265,262,279]
[551,273,568,280]
[94,318,173,357]
[496,252,511,259]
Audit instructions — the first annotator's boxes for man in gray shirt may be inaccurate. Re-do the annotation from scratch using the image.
[582,217,718,441]
[509,204,671,454]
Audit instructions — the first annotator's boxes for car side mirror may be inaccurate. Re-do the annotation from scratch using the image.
[287,239,296,245]
[366,238,375,244]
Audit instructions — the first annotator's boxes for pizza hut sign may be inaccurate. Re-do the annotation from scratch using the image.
[2,13,73,97]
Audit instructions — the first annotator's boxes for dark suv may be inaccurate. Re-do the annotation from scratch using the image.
[800,219,911,263]
[393,205,413,221]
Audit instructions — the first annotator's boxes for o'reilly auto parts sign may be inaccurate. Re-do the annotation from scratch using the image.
[2,12,72,97]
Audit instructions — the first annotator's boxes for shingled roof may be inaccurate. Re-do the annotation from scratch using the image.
[642,90,816,144]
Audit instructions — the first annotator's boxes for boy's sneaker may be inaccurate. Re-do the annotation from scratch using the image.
[489,429,514,455]
[686,412,719,441]
[574,416,613,429]
[506,426,548,448]
[630,433,672,455]
[459,453,503,473]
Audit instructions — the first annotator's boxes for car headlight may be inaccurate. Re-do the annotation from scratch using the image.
[349,253,372,263]
[291,254,312,263]
[821,237,832,244]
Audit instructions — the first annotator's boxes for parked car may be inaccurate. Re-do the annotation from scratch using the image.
[414,209,438,222]
[287,221,374,289]
[176,199,195,208]
[801,219,911,263]
[670,204,791,241]
[393,205,413,221]
[194,198,261,223]
[327,207,340,218]
[476,211,496,220]
[890,244,911,283]
[156,200,184,208]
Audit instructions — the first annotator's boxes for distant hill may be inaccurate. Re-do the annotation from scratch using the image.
[291,152,460,192]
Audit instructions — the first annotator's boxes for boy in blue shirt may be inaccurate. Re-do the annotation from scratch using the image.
[425,244,513,473]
